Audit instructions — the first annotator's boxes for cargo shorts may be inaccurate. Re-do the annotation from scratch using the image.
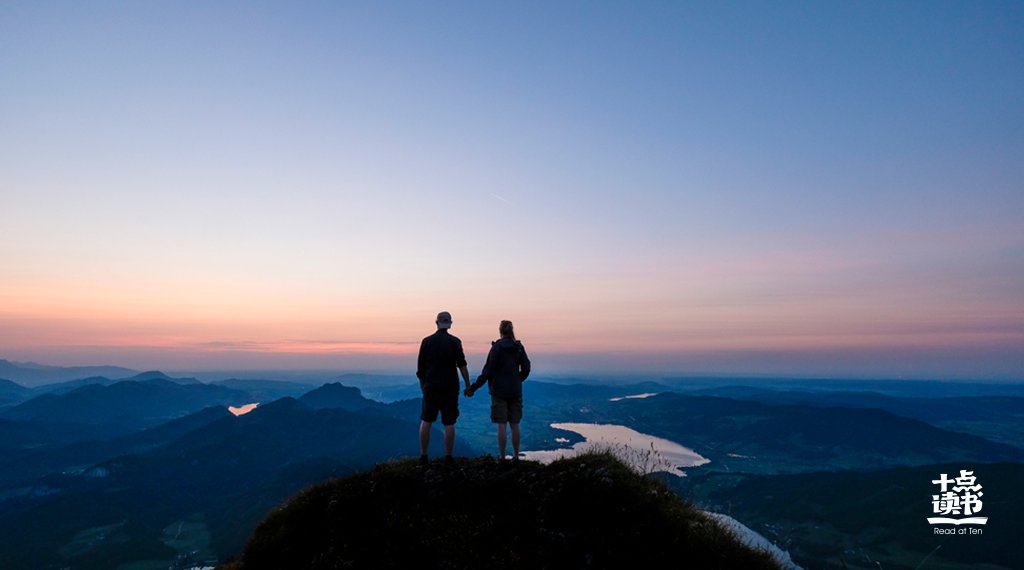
[490,395,523,424]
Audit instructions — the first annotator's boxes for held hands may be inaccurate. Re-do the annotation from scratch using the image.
[463,386,476,398]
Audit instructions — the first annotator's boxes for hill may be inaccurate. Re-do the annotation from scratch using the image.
[1,379,251,429]
[222,453,783,570]
[298,382,383,412]
[0,378,30,406]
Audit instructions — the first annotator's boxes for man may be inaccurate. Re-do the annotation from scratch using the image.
[416,310,470,466]
[466,320,531,461]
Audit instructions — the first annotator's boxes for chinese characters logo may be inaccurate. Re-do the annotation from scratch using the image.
[928,470,988,526]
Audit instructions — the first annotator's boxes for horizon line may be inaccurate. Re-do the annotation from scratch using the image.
[4,357,1023,384]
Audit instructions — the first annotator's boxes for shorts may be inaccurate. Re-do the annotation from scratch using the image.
[421,390,459,426]
[490,395,523,424]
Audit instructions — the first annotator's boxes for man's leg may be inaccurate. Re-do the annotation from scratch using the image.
[444,424,455,457]
[419,421,431,457]
[497,423,507,459]
[510,422,521,457]
[440,391,459,463]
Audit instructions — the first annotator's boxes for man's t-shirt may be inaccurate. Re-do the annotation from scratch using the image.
[416,329,467,393]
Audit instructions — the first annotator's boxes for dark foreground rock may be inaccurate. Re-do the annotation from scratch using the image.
[221,452,781,570]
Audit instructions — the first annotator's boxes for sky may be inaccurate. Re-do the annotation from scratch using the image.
[1,2,1022,379]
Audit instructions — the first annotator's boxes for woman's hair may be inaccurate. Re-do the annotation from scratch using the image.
[499,320,515,340]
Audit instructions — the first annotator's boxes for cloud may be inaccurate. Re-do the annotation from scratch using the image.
[194,339,417,355]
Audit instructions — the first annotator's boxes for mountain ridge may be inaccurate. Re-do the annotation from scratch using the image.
[0,360,137,388]
[0,379,251,428]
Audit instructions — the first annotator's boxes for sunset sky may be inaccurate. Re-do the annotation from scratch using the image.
[2,2,1022,379]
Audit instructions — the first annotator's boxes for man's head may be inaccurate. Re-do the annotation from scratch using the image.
[499,320,514,339]
[436,311,453,330]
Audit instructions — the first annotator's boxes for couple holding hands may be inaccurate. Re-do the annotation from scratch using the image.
[416,311,531,466]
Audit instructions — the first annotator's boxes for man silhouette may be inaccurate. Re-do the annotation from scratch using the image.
[416,311,470,466]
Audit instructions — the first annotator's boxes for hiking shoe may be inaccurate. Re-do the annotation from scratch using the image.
[419,454,429,466]
[444,455,456,467]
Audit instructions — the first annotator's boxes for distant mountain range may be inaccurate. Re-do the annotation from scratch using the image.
[0,377,251,429]
[0,365,1020,569]
[31,370,200,395]
[0,359,137,387]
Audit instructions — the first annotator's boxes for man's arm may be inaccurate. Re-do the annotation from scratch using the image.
[454,337,470,390]
[469,346,495,393]
[416,338,427,389]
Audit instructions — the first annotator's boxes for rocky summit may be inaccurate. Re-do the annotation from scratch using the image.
[221,452,781,570]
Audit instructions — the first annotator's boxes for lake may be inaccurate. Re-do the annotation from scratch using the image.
[608,392,658,401]
[521,422,709,476]
[228,403,259,416]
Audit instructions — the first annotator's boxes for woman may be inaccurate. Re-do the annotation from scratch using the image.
[466,320,531,460]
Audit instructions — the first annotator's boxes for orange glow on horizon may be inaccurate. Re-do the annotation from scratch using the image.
[2,235,1021,375]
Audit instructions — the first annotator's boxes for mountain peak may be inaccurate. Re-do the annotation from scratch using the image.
[129,371,200,384]
[133,370,173,380]
[298,382,377,411]
[244,396,310,418]
[223,453,782,569]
